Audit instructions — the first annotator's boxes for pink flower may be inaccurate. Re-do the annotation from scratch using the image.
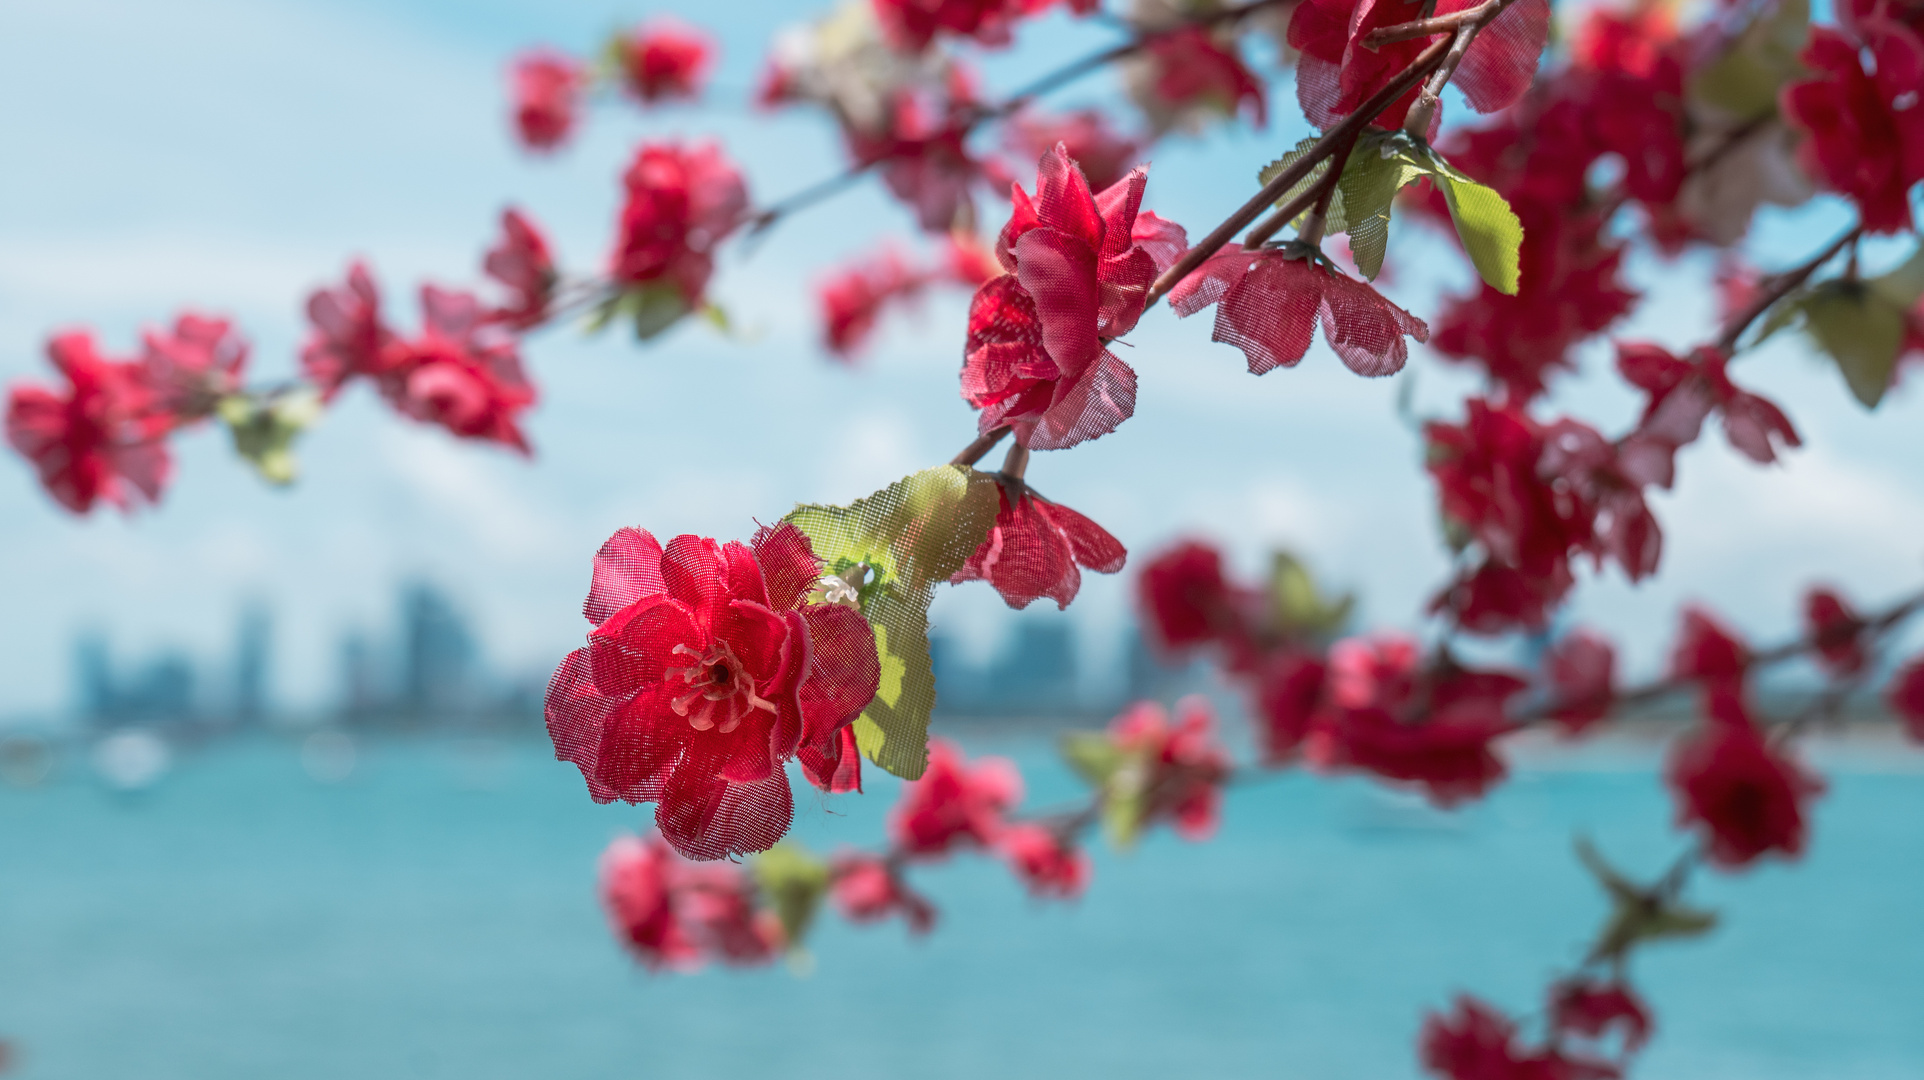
[138,313,248,419]
[816,246,929,360]
[610,141,749,307]
[617,19,713,103]
[546,523,881,860]
[6,331,172,514]
[1291,0,1549,130]
[997,822,1090,899]
[1170,246,1429,377]
[1803,587,1868,677]
[1109,698,1233,840]
[1886,654,1924,742]
[961,144,1184,450]
[830,854,937,933]
[1667,685,1823,869]
[301,261,399,401]
[508,50,584,152]
[384,286,537,453]
[847,83,1008,234]
[950,482,1126,610]
[599,834,700,970]
[1782,24,1924,233]
[1668,606,1747,687]
[890,738,1022,857]
[1616,343,1801,481]
[1545,629,1616,734]
[483,208,558,330]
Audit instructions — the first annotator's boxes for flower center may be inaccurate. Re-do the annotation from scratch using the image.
[665,641,776,734]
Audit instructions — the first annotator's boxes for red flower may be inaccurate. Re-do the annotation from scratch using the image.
[599,834,699,970]
[872,0,1038,51]
[951,482,1126,610]
[385,286,537,453]
[845,78,1008,234]
[1136,539,1238,653]
[961,144,1181,449]
[944,232,1001,286]
[1169,246,1429,378]
[1420,996,1568,1080]
[1134,27,1267,131]
[890,738,1022,857]
[1545,629,1615,734]
[830,853,937,933]
[996,823,1091,899]
[1004,109,1142,192]
[1668,685,1823,868]
[816,245,929,360]
[610,141,749,306]
[1886,655,1924,741]
[1427,400,1589,581]
[1782,24,1924,234]
[1668,606,1748,687]
[1804,587,1868,677]
[138,313,248,418]
[301,261,398,401]
[1290,0,1549,131]
[1549,977,1652,1056]
[483,208,558,330]
[1615,343,1801,482]
[1109,698,1232,840]
[545,523,882,860]
[508,50,584,152]
[1432,561,1573,636]
[1255,652,1329,763]
[6,331,172,514]
[617,19,713,103]
[673,862,786,965]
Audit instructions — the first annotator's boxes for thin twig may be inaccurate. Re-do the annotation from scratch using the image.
[950,424,1012,466]
[1363,3,1496,47]
[1712,224,1863,354]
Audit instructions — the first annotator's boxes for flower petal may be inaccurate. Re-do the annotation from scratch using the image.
[584,527,667,626]
[657,769,795,861]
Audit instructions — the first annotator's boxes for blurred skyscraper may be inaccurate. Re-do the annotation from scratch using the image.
[233,602,272,724]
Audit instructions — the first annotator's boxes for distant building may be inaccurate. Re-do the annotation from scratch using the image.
[932,616,1083,718]
[71,631,198,728]
[233,602,272,724]
[400,581,477,718]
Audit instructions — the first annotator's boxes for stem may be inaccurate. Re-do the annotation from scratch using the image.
[1142,35,1454,309]
[1402,3,1503,136]
[950,425,1013,466]
[1363,3,1495,47]
[1712,224,1863,354]
[999,441,1031,482]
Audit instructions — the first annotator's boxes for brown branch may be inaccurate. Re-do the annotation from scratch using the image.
[1363,4,1495,47]
[950,424,1012,466]
[1712,224,1863,354]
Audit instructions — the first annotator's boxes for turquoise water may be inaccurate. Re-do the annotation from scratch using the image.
[2,734,1921,1079]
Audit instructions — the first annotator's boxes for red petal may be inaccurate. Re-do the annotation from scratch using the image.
[659,534,726,624]
[751,521,822,611]
[1317,270,1428,377]
[1031,143,1104,253]
[797,604,882,746]
[1091,166,1148,260]
[1024,348,1136,450]
[799,723,864,794]
[1216,255,1321,374]
[1013,227,1102,377]
[656,769,794,860]
[1040,497,1126,573]
[584,527,667,626]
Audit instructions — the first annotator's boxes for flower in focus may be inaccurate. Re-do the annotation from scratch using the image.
[1545,628,1616,734]
[1004,109,1143,192]
[1289,0,1549,131]
[961,144,1182,450]
[610,141,749,314]
[1803,587,1868,678]
[996,823,1091,899]
[6,331,173,514]
[817,245,929,360]
[546,523,882,860]
[301,262,398,400]
[1886,654,1924,741]
[1666,685,1823,869]
[1170,245,1429,378]
[830,853,937,932]
[890,738,1022,857]
[1781,24,1924,234]
[950,481,1126,610]
[385,286,537,453]
[483,208,558,330]
[138,313,249,419]
[616,19,714,103]
[1108,697,1232,840]
[508,49,585,152]
[1136,539,1241,654]
[1668,606,1748,688]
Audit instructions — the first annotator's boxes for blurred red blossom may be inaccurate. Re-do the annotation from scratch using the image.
[546,524,881,860]
[1136,539,1242,654]
[950,482,1126,610]
[1887,655,1924,741]
[1170,246,1429,377]
[384,286,537,453]
[817,246,930,360]
[1004,109,1143,192]
[301,261,398,401]
[1615,343,1800,481]
[831,853,938,932]
[508,49,584,151]
[139,313,249,417]
[891,738,1022,857]
[1667,685,1823,869]
[6,331,173,514]
[610,141,749,309]
[483,208,559,330]
[1550,977,1652,1056]
[599,833,786,970]
[996,823,1091,899]
[1109,697,1232,840]
[1132,26,1267,132]
[1419,995,1568,1080]
[617,19,714,103]
[1803,588,1868,677]
[1781,23,1924,233]
[1668,607,1748,687]
[1545,629,1616,734]
[962,144,1182,449]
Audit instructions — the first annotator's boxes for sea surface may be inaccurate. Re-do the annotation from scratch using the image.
[2,730,1921,1080]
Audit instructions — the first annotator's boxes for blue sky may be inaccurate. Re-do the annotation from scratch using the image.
[3,0,1922,718]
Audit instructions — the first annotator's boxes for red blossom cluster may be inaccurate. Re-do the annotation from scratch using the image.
[609,141,749,325]
[600,834,785,970]
[815,234,997,359]
[1422,978,1652,1080]
[506,21,714,153]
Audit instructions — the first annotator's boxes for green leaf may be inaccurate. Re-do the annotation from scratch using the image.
[784,465,1001,779]
[1689,0,1809,121]
[217,389,322,486]
[1430,160,1523,296]
[1100,750,1154,849]
[1268,551,1354,638]
[1868,244,1924,309]
[583,285,692,341]
[750,843,830,954]
[1258,136,1334,221]
[1801,281,1906,408]
[1577,838,1719,964]
[1060,730,1127,787]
